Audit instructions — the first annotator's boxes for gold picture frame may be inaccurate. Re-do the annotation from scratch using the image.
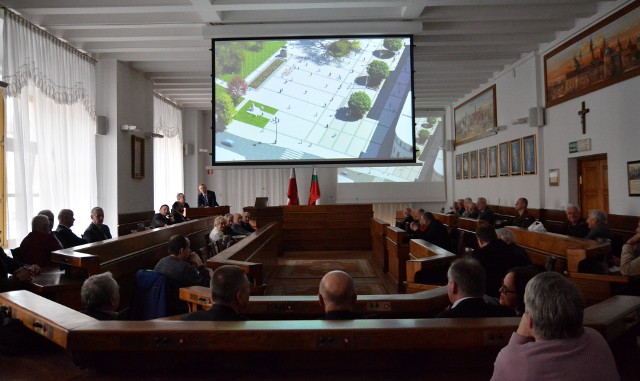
[131,135,145,179]
[454,85,497,146]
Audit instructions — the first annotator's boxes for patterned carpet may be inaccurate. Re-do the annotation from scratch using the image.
[275,259,376,279]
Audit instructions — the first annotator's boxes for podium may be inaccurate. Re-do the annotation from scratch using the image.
[184,206,230,219]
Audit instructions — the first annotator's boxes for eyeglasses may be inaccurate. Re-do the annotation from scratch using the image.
[499,284,517,294]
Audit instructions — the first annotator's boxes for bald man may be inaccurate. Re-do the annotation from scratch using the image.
[318,270,358,320]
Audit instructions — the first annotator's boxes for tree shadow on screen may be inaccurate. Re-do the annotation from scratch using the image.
[354,76,368,86]
[373,50,394,59]
[335,107,361,122]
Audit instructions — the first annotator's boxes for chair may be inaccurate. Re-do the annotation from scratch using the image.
[130,269,167,320]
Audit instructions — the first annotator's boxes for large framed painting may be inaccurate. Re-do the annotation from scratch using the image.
[462,152,470,179]
[454,85,497,146]
[510,138,522,176]
[455,155,462,180]
[523,135,537,174]
[544,1,640,107]
[488,145,498,177]
[479,147,488,178]
[470,150,478,178]
[499,142,509,177]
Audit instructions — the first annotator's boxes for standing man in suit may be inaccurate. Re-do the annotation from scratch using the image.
[55,209,87,248]
[436,257,512,318]
[83,207,112,243]
[197,184,219,207]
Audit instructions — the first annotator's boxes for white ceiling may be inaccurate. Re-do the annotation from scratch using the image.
[2,0,612,110]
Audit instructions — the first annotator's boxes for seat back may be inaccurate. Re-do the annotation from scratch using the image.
[130,270,167,320]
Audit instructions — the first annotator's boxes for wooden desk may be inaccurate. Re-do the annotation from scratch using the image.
[2,290,638,373]
[184,206,230,219]
[406,239,456,283]
[370,218,390,273]
[385,226,409,293]
[180,285,450,319]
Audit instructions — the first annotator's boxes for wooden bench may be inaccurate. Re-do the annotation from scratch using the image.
[30,218,215,310]
[117,210,154,236]
[179,285,450,319]
[370,218,390,273]
[207,221,281,289]
[405,239,457,292]
[183,206,230,219]
[2,290,638,373]
[385,226,409,293]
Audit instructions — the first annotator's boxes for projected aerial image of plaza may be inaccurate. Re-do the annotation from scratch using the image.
[214,37,413,164]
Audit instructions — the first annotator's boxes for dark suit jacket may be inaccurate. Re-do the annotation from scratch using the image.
[511,212,535,229]
[562,220,589,238]
[409,220,452,252]
[435,298,514,318]
[83,223,112,243]
[478,207,495,223]
[150,213,174,228]
[475,239,530,298]
[1,248,24,292]
[172,210,186,224]
[182,304,244,321]
[54,225,87,249]
[197,190,219,207]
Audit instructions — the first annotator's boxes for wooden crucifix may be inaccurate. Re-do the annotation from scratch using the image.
[578,101,590,134]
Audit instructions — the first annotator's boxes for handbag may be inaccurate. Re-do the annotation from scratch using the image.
[527,220,547,232]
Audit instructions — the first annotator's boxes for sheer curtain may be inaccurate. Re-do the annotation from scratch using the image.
[2,11,97,244]
[153,94,183,209]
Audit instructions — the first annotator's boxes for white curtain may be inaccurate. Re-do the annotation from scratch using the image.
[213,168,290,213]
[3,11,97,242]
[153,94,183,209]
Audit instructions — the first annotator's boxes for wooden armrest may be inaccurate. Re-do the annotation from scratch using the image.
[565,271,631,284]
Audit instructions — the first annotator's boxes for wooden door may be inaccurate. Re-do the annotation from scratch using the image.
[578,154,608,217]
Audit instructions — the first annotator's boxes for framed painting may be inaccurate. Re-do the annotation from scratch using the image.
[488,145,498,177]
[544,1,640,107]
[510,138,522,176]
[462,152,470,179]
[479,147,488,178]
[455,155,462,180]
[628,160,640,196]
[523,135,537,174]
[549,169,560,186]
[454,85,497,146]
[470,150,478,178]
[131,135,145,179]
[499,142,509,177]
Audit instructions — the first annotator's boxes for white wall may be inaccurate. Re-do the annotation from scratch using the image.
[115,62,155,214]
[451,0,640,215]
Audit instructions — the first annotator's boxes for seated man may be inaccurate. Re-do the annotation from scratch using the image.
[461,198,473,217]
[209,216,232,249]
[495,228,531,266]
[621,218,640,276]
[408,212,452,252]
[457,199,466,216]
[466,202,480,219]
[197,183,219,207]
[150,204,174,228]
[171,201,186,224]
[37,209,55,232]
[55,209,87,248]
[80,272,120,320]
[20,215,63,266]
[0,242,40,292]
[475,225,530,298]
[154,235,210,288]
[182,265,250,321]
[230,213,252,236]
[491,272,618,381]
[510,198,535,229]
[83,207,112,243]
[396,207,414,230]
[562,204,589,238]
[318,270,358,320]
[436,257,512,318]
[477,197,495,223]
[240,211,255,233]
[177,192,190,209]
[585,209,613,241]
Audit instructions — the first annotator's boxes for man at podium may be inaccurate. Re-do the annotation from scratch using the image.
[197,184,219,207]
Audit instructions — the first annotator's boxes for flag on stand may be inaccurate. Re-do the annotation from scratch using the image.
[287,168,299,205]
[308,168,320,205]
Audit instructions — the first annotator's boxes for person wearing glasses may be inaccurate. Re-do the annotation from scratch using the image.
[498,267,541,317]
[491,272,618,381]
